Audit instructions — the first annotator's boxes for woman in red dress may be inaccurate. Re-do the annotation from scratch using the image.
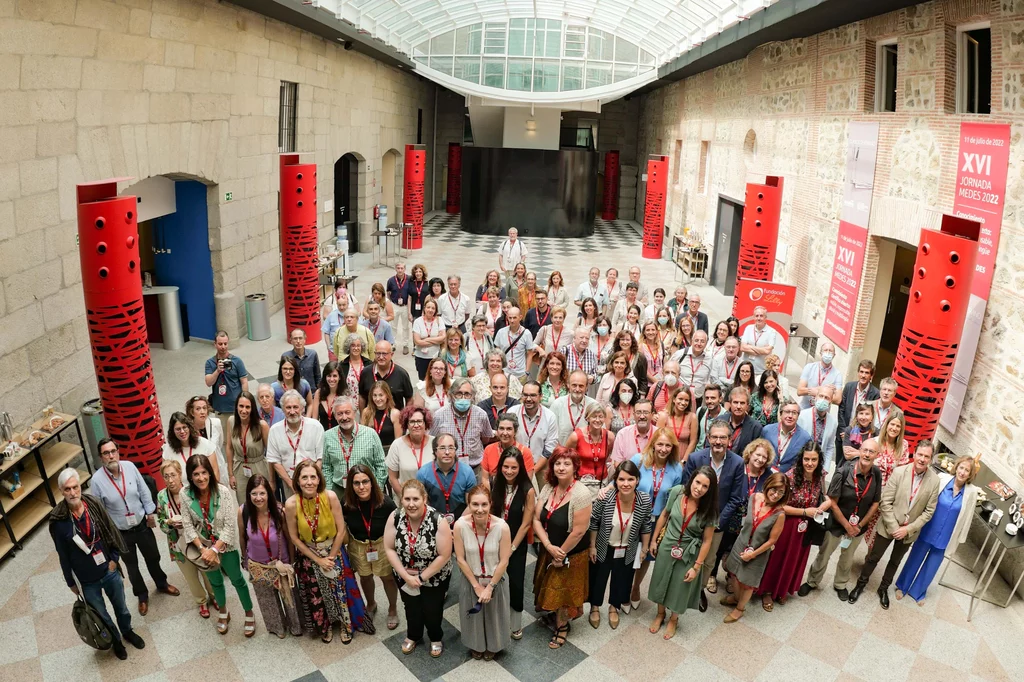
[565,403,615,495]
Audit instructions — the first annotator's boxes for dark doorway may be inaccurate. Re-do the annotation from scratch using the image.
[334,153,359,254]
[875,242,917,379]
[710,194,744,297]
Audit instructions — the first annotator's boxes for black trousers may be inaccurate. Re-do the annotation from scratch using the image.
[713,530,739,575]
[120,522,169,600]
[507,544,528,613]
[414,356,431,381]
[858,534,912,589]
[588,554,635,608]
[400,575,450,643]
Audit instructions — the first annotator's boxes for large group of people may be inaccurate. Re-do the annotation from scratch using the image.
[51,243,981,662]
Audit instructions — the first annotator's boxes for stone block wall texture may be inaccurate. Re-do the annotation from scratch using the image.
[636,0,1024,485]
[0,0,438,427]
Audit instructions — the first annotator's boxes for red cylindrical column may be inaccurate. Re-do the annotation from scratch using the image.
[602,150,620,221]
[403,143,426,249]
[642,154,668,259]
[737,176,783,284]
[280,154,322,344]
[891,215,980,449]
[77,179,164,483]
[446,142,461,214]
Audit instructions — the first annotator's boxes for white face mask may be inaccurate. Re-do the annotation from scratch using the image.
[664,374,678,387]
[657,317,669,325]
[619,391,634,403]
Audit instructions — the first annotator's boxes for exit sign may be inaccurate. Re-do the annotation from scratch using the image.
[224,192,233,201]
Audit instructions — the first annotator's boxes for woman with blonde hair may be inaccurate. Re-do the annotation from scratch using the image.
[656,388,698,461]
[538,351,570,407]
[416,357,451,414]
[546,271,569,309]
[440,327,475,378]
[361,380,403,450]
[863,412,907,548]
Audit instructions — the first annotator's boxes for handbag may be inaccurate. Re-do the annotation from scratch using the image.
[178,535,213,570]
[72,592,114,650]
[802,489,831,547]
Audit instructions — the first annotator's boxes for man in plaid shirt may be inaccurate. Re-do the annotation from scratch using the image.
[429,377,494,477]
[322,397,387,497]
[560,328,597,384]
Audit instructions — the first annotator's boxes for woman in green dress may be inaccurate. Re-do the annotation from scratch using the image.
[647,465,718,640]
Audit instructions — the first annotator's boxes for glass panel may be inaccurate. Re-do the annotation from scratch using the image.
[614,36,638,64]
[564,25,586,58]
[588,27,613,61]
[454,57,481,83]
[483,58,505,87]
[639,49,655,65]
[413,42,429,58]
[430,31,454,55]
[507,59,533,91]
[533,60,559,91]
[560,62,583,91]
[414,55,429,65]
[509,25,534,56]
[483,22,506,54]
[586,62,612,88]
[613,64,637,82]
[429,55,454,75]
[454,24,482,55]
[510,18,525,28]
[543,30,560,57]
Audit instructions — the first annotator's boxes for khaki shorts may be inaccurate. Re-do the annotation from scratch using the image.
[347,536,392,578]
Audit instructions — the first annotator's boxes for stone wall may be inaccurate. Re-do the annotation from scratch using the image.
[636,0,1024,484]
[0,0,438,426]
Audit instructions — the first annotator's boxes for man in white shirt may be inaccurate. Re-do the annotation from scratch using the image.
[869,377,905,430]
[626,266,650,305]
[574,267,609,312]
[550,370,599,443]
[740,306,786,375]
[675,330,712,399]
[494,307,535,380]
[508,381,558,480]
[438,275,473,333]
[266,390,325,498]
[709,336,742,392]
[797,341,844,410]
[497,227,528,280]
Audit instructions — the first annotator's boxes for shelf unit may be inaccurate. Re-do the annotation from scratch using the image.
[0,414,91,562]
[672,235,708,284]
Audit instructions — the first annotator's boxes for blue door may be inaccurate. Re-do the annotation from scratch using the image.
[153,181,216,340]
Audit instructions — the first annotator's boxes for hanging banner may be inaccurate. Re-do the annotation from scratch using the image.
[940,122,1011,432]
[734,278,797,371]
[823,121,880,351]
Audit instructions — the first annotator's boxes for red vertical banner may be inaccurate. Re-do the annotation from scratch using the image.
[940,122,1011,432]
[77,178,165,483]
[446,142,461,214]
[280,154,322,344]
[602,150,620,221]
[893,216,979,448]
[642,154,668,259]
[403,143,426,250]
[736,176,783,284]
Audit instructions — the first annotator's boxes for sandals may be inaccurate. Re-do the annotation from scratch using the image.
[719,594,738,607]
[387,612,400,630]
[401,638,417,654]
[199,603,210,619]
[322,629,334,644]
[649,612,664,634]
[340,629,353,645]
[705,575,719,594]
[589,609,601,629]
[430,642,444,657]
[548,624,569,649]
[724,607,745,624]
[761,595,774,613]
[216,611,230,635]
[663,617,678,640]
[483,651,495,661]
[511,628,524,640]
[244,614,256,638]
[608,609,619,629]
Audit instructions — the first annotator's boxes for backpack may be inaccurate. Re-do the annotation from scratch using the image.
[72,594,114,650]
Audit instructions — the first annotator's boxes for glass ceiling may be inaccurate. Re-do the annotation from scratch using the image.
[325,0,778,101]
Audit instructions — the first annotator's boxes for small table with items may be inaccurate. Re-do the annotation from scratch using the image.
[938,461,1024,620]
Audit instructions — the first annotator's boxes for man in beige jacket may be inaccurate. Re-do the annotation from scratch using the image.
[848,440,940,608]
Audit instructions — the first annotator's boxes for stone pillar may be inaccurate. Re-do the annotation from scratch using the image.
[641,154,668,259]
[446,142,461,214]
[736,176,783,284]
[602,150,620,221]
[77,178,164,482]
[403,144,426,249]
[280,154,322,344]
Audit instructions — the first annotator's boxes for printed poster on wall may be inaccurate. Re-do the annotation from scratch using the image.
[734,278,797,370]
[823,121,880,352]
[940,122,1011,432]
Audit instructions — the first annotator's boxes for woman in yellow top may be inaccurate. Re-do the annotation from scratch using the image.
[285,460,373,643]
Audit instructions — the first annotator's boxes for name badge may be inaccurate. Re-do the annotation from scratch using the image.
[613,547,626,559]
[124,512,137,525]
[443,513,455,526]
[92,550,106,565]
[397,298,404,306]
[797,519,808,533]
[366,550,380,562]
[242,466,253,478]
[415,303,422,312]
[848,514,860,526]
[218,384,227,396]
[669,545,684,560]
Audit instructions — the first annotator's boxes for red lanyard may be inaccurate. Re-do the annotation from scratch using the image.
[473,336,487,361]
[777,429,793,459]
[447,294,461,321]
[651,465,667,502]
[584,429,607,479]
[761,397,774,421]
[432,463,459,512]
[373,412,387,434]
[634,428,646,455]
[446,355,460,377]
[491,404,508,425]
[240,427,249,464]
[453,412,471,458]
[409,435,427,469]
[746,469,760,497]
[568,401,585,431]
[615,494,634,540]
[676,496,696,540]
[258,517,277,560]
[375,364,395,381]
[595,336,607,359]
[337,426,357,467]
[404,515,421,568]
[423,319,436,338]
[73,506,98,547]
[618,404,633,426]
[549,326,563,351]
[395,275,407,293]
[475,517,492,576]
[689,355,703,379]
[360,502,375,546]
[286,422,304,466]
[545,483,575,523]
[817,363,832,387]
[908,472,924,508]
[730,422,743,448]
[414,281,425,299]
[537,307,550,327]
[750,499,774,535]
[369,319,380,336]
[852,470,873,506]
[502,486,517,520]
[301,494,321,538]
[103,465,131,513]
[521,411,541,442]
[723,358,738,380]
[670,416,685,441]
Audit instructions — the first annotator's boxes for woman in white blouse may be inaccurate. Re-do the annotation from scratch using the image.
[386,405,436,493]
[162,412,219,479]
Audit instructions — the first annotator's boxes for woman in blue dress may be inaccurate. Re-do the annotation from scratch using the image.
[894,455,979,605]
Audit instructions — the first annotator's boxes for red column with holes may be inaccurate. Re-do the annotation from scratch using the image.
[403,144,426,249]
[77,179,164,482]
[446,142,461,214]
[736,176,783,284]
[280,154,322,344]
[602,150,620,221]
[641,154,668,259]
[891,215,979,449]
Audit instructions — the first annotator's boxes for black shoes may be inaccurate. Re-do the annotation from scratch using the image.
[836,588,850,601]
[878,587,890,610]
[124,630,146,649]
[798,583,814,597]
[847,581,867,604]
[112,640,128,660]
[699,590,708,613]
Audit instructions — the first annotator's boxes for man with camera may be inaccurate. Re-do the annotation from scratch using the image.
[204,331,249,434]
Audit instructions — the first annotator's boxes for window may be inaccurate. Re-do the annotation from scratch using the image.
[875,40,898,112]
[697,141,710,194]
[278,81,297,152]
[507,60,532,91]
[483,22,506,55]
[564,25,586,58]
[957,24,991,114]
[673,139,682,185]
[560,63,584,91]
[533,61,559,92]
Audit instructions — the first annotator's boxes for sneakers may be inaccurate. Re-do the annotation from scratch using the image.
[112,640,128,660]
[124,631,146,649]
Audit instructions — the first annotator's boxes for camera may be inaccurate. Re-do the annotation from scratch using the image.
[219,358,232,371]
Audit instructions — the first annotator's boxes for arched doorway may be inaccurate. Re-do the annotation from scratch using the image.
[335,152,361,254]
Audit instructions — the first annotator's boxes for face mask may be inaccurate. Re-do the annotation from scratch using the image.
[664,374,678,387]
[454,399,472,412]
[815,398,830,413]
[821,352,834,364]
[658,317,669,325]
[597,325,609,335]
[619,391,634,403]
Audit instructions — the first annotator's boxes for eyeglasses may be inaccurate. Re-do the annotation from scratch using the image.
[407,419,425,425]
[436,445,458,452]
[453,392,473,399]
[353,480,373,487]
[100,448,118,456]
[377,351,392,356]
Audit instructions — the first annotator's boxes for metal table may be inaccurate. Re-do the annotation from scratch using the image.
[372,223,409,267]
[938,464,1024,620]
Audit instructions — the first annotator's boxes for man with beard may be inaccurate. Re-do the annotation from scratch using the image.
[358,340,414,410]
[417,433,477,523]
[724,386,763,458]
[507,381,558,482]
[609,399,655,466]
[762,398,812,472]
[673,330,711,401]
[266,389,326,498]
[551,370,600,443]
[429,377,493,478]
[322,397,387,498]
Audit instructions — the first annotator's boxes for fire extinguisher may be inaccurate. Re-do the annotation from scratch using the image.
[373,205,380,220]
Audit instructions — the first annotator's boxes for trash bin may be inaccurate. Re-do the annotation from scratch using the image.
[80,399,107,470]
[245,293,271,341]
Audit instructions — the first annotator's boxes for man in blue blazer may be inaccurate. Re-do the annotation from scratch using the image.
[681,419,745,606]
[763,398,813,472]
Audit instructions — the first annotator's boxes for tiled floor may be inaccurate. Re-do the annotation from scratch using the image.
[1,212,1020,681]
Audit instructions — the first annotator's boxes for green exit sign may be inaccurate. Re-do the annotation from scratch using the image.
[225,192,233,201]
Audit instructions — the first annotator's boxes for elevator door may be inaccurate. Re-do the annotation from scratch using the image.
[875,244,917,379]
[710,195,744,296]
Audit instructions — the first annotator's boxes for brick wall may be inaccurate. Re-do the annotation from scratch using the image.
[0,0,437,426]
[636,0,1024,484]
